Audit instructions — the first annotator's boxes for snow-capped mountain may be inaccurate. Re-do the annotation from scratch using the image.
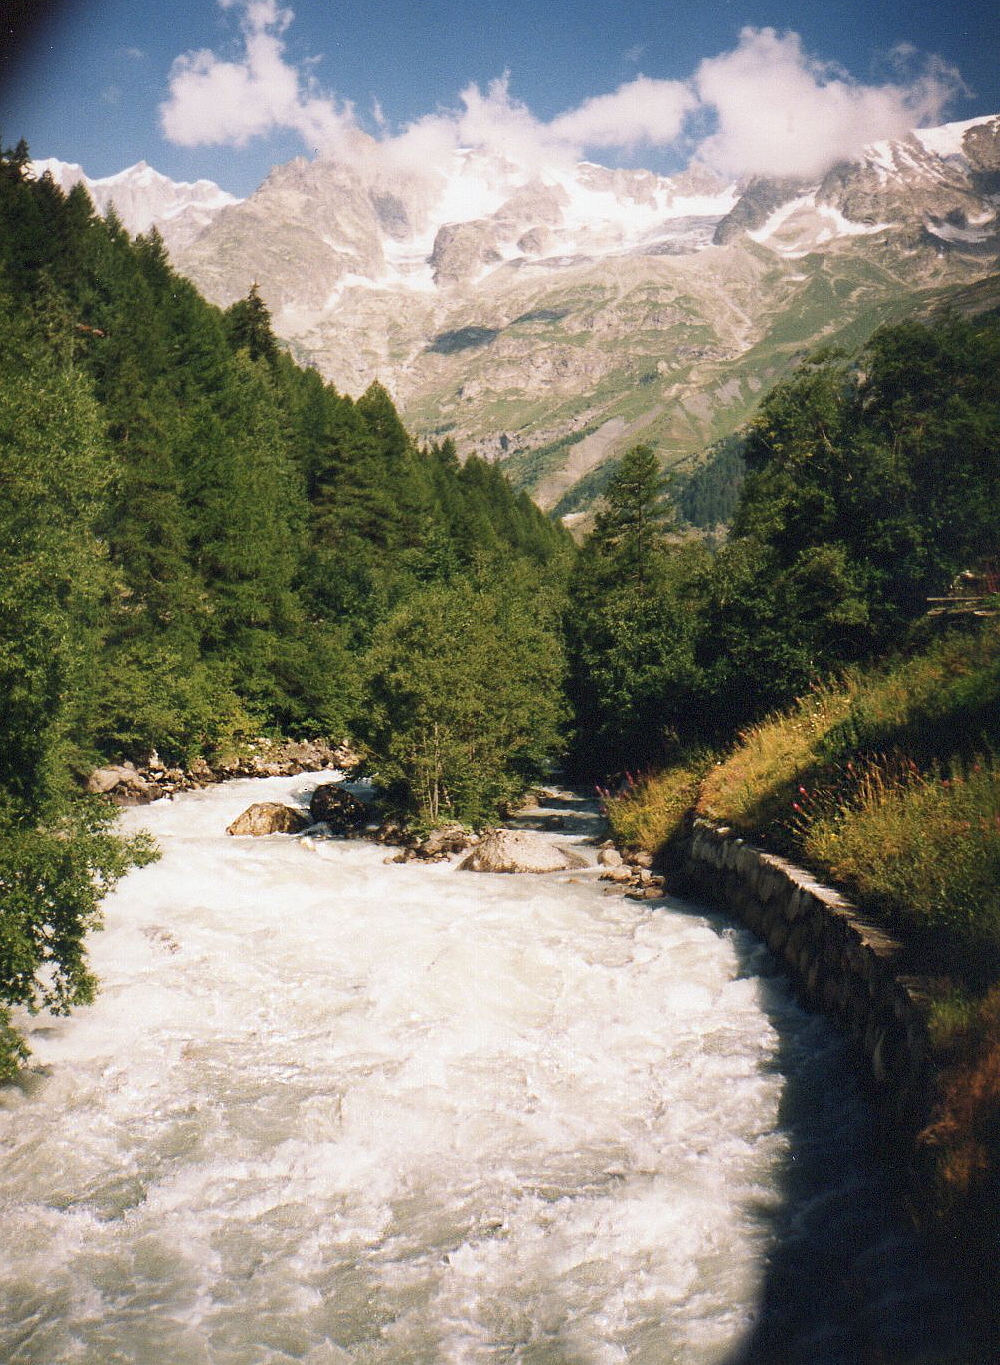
[713,115,1000,256]
[39,115,1000,513]
[173,140,739,309]
[30,158,241,253]
[172,114,1000,306]
[166,114,1000,510]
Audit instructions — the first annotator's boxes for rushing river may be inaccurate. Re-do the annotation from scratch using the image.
[0,776,969,1364]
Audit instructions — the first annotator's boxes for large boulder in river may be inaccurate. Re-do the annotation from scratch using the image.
[226,802,310,836]
[309,782,368,831]
[460,828,588,874]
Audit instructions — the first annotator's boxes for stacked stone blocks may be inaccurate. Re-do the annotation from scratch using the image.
[678,819,937,1144]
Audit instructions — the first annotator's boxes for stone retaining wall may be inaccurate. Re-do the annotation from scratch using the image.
[675,818,940,1150]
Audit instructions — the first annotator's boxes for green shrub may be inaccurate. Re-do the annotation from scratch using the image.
[91,647,260,765]
[359,577,566,826]
[0,798,158,1077]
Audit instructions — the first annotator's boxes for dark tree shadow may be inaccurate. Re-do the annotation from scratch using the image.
[666,898,984,1365]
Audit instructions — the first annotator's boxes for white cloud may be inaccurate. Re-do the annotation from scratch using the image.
[160,2,695,170]
[159,8,965,186]
[378,111,463,176]
[373,78,568,183]
[693,27,966,179]
[389,73,694,179]
[549,75,695,150]
[456,76,553,163]
[159,0,356,153]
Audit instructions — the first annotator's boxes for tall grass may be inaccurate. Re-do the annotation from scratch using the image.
[697,678,855,832]
[602,753,713,854]
[797,754,1000,983]
[607,621,1000,982]
[697,621,1000,841]
[820,622,1000,765]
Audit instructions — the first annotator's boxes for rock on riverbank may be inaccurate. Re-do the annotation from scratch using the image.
[86,738,360,805]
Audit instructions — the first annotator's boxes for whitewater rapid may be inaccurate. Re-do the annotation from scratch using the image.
[0,776,962,1363]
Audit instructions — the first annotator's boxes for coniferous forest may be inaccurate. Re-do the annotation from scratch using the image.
[0,143,571,1072]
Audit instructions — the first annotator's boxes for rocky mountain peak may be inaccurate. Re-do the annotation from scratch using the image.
[495,180,570,232]
[575,162,662,206]
[430,220,503,285]
[172,142,743,308]
[29,157,240,253]
[705,117,1000,259]
[712,177,813,244]
[962,116,1000,195]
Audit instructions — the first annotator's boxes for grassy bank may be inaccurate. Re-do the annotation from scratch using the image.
[604,618,1000,1281]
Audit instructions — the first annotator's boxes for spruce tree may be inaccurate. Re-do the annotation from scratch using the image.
[224,283,279,364]
[591,443,673,589]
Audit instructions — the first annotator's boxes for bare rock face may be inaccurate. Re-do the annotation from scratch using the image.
[964,116,1000,195]
[460,828,588,874]
[226,803,310,836]
[576,163,662,206]
[517,225,554,255]
[818,140,978,229]
[713,176,810,244]
[430,221,502,284]
[177,145,394,312]
[494,181,568,234]
[308,783,368,831]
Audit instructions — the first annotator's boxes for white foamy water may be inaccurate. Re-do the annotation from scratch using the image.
[0,777,963,1364]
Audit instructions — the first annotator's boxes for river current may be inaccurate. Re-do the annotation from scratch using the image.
[0,775,968,1363]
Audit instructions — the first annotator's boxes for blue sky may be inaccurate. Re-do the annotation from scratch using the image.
[3,0,998,196]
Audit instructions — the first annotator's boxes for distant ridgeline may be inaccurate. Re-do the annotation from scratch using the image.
[0,140,571,1075]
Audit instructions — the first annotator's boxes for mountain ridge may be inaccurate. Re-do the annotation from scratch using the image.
[29,157,242,254]
[34,115,1000,512]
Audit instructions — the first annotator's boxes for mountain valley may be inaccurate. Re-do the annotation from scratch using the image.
[37,113,1000,514]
